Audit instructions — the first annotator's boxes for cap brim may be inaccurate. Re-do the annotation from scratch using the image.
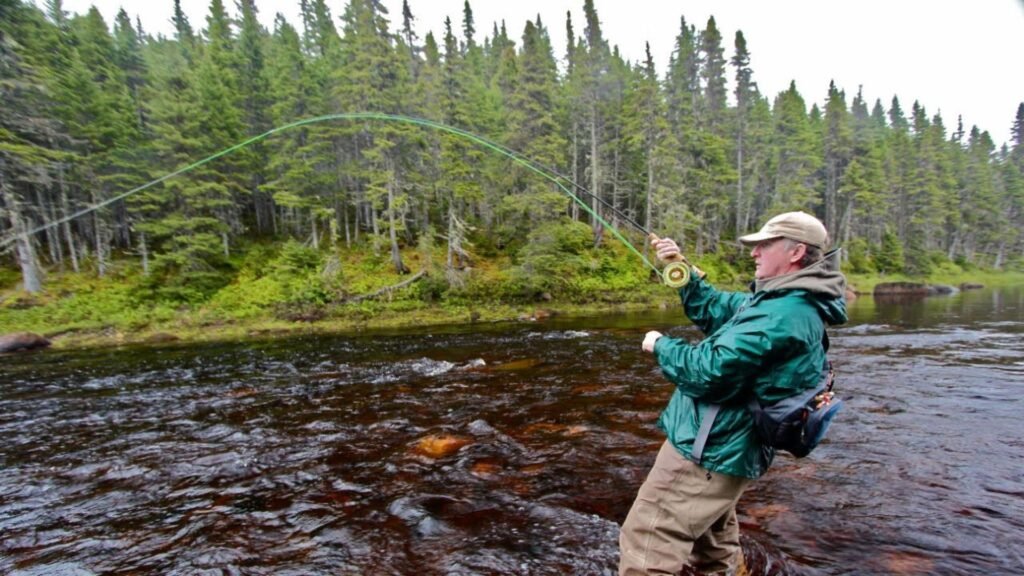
[738,231,782,246]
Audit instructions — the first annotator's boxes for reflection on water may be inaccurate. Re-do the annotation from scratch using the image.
[1,287,1023,575]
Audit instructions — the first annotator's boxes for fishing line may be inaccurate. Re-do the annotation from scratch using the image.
[0,113,659,273]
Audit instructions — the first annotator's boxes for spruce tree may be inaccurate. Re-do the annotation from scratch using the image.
[698,17,727,130]
[439,16,478,281]
[112,8,147,130]
[875,227,905,274]
[769,81,820,214]
[58,8,140,275]
[264,14,320,242]
[337,0,411,273]
[884,96,913,241]
[842,87,886,246]
[731,30,758,236]
[0,0,71,291]
[576,0,611,239]
[822,81,852,239]
[501,18,568,239]
[171,0,195,57]
[622,43,682,244]
[236,0,273,235]
[191,0,247,256]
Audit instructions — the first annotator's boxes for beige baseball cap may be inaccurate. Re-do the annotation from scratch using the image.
[739,211,828,248]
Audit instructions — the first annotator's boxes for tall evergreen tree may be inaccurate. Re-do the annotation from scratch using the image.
[171,0,195,56]
[769,81,820,214]
[264,14,318,242]
[842,87,886,247]
[439,16,479,281]
[501,18,568,238]
[337,0,411,273]
[236,0,272,234]
[622,43,682,242]
[884,96,914,241]
[112,8,147,130]
[192,0,247,254]
[576,0,611,239]
[731,30,758,235]
[58,8,140,274]
[822,81,852,239]
[698,16,727,130]
[1,0,73,291]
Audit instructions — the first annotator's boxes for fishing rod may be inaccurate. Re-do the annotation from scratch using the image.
[0,113,694,287]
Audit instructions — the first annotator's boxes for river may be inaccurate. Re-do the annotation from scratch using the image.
[2,287,1022,575]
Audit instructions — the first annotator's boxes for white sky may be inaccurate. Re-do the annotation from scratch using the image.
[51,0,1024,147]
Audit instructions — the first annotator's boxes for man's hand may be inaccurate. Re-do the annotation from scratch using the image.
[650,237,682,264]
[642,330,663,353]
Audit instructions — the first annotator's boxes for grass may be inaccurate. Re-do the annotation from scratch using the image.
[2,242,1021,351]
[845,270,1024,294]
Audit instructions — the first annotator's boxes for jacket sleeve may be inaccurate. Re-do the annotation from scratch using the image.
[679,275,748,336]
[653,305,799,404]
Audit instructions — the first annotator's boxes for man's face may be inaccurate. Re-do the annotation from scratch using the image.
[750,238,802,280]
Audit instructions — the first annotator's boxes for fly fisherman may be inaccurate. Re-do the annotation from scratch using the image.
[619,211,848,576]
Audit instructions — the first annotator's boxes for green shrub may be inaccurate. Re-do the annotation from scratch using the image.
[514,219,594,296]
[0,267,20,289]
[273,240,322,277]
[875,229,905,275]
[845,238,876,274]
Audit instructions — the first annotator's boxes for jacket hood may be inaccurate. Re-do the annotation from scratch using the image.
[754,248,848,325]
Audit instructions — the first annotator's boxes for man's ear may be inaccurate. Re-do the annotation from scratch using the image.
[789,243,807,263]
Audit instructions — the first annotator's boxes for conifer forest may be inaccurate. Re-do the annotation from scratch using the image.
[2,0,1023,331]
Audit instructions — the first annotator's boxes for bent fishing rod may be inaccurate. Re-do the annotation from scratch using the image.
[0,113,695,288]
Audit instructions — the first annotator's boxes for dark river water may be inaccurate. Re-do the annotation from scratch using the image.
[2,287,1023,575]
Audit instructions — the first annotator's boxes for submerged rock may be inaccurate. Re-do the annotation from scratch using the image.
[927,284,958,295]
[457,358,487,371]
[490,358,542,371]
[467,419,497,436]
[414,434,472,459]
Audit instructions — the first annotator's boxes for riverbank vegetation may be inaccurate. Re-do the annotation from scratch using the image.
[2,0,1023,347]
[3,230,1022,349]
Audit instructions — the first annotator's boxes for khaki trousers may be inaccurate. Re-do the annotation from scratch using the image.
[619,441,752,576]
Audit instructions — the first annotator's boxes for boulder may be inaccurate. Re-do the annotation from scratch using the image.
[927,284,958,295]
[873,282,928,296]
[457,358,487,371]
[532,309,553,320]
[0,332,51,353]
[144,332,180,344]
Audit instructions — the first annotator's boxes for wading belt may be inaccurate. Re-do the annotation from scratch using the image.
[689,402,721,464]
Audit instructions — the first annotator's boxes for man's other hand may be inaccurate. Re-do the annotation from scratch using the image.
[642,330,663,353]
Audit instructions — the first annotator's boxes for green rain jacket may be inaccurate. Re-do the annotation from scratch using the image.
[653,249,848,479]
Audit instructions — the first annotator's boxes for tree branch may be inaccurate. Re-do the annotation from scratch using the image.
[345,269,425,303]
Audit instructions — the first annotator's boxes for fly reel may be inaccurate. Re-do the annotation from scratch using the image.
[649,233,694,288]
[661,261,692,288]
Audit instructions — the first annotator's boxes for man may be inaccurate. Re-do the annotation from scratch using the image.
[618,211,848,576]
